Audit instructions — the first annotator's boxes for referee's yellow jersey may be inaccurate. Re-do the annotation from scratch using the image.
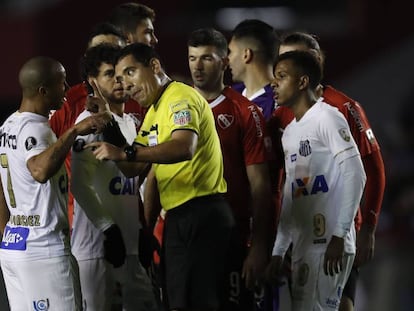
[135,81,226,210]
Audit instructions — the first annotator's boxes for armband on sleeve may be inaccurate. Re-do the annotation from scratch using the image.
[103,116,127,147]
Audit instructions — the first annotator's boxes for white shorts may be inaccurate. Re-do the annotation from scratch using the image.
[291,252,354,311]
[1,254,82,311]
[78,255,158,311]
[78,258,114,311]
[114,254,158,311]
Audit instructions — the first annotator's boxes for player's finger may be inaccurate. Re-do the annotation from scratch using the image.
[90,79,110,111]
[84,142,101,150]
[323,256,329,275]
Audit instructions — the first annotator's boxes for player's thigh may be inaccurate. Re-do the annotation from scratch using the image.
[220,240,254,311]
[115,254,158,311]
[290,253,319,311]
[341,266,359,305]
[315,253,355,311]
[1,260,25,311]
[3,255,82,311]
[78,258,113,311]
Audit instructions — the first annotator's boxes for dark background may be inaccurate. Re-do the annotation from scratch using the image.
[1,0,414,309]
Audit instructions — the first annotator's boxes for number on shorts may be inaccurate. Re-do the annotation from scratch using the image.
[229,271,240,298]
[313,213,325,237]
[0,153,16,207]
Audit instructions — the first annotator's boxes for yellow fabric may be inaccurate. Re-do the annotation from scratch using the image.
[135,82,226,210]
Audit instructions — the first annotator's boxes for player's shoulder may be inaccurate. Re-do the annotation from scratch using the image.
[223,86,255,107]
[323,85,361,109]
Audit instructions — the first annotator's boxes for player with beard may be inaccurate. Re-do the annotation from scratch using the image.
[70,44,158,311]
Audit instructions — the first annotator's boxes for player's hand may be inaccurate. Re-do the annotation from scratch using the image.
[85,96,105,114]
[85,141,126,162]
[264,255,284,286]
[87,79,111,113]
[323,235,344,276]
[242,244,268,289]
[74,112,111,135]
[138,228,161,269]
[103,224,126,268]
[354,224,375,266]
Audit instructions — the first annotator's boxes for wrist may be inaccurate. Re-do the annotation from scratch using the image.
[124,145,137,161]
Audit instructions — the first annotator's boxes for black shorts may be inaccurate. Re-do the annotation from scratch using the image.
[342,266,359,304]
[164,194,235,310]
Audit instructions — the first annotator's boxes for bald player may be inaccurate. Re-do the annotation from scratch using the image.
[0,57,110,310]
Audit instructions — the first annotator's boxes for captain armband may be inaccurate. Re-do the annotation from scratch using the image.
[103,116,127,147]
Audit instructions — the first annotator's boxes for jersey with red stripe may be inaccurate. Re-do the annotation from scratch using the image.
[209,86,268,241]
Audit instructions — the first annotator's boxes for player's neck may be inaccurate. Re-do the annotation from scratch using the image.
[19,98,49,117]
[109,102,125,117]
[243,66,273,98]
[292,96,316,121]
[195,82,225,102]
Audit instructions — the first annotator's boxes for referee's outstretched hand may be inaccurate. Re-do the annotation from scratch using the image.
[103,224,126,268]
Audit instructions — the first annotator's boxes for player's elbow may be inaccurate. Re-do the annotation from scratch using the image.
[31,171,49,184]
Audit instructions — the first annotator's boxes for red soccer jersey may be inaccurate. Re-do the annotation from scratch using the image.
[271,84,383,229]
[49,82,147,228]
[210,87,268,241]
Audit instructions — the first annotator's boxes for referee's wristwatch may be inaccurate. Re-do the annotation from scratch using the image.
[124,145,136,161]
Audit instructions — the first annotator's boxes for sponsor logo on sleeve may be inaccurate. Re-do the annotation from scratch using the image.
[173,110,192,126]
[1,226,29,250]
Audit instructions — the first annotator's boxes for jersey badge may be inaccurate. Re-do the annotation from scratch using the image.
[338,128,351,142]
[299,139,312,157]
[25,137,37,151]
[1,226,29,250]
[173,110,191,126]
[217,114,233,129]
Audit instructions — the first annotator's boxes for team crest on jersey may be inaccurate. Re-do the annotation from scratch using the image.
[217,114,234,129]
[299,139,312,157]
[73,138,86,152]
[173,110,191,125]
[25,137,37,151]
[338,128,351,142]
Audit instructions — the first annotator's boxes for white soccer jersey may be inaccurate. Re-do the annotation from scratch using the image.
[71,110,141,260]
[0,112,70,261]
[274,99,361,258]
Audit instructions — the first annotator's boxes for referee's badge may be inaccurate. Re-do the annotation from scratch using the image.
[25,137,37,151]
[338,128,351,142]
